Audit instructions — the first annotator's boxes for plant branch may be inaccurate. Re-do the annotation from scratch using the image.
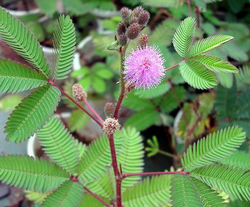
[108,134,122,207]
[82,99,104,123]
[48,80,103,128]
[158,149,176,158]
[186,0,193,17]
[165,63,179,72]
[195,6,201,28]
[149,8,172,29]
[83,186,110,207]
[122,171,189,179]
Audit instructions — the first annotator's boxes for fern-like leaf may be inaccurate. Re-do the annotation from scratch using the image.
[216,72,233,88]
[37,116,79,174]
[0,7,49,77]
[191,178,228,206]
[123,175,172,207]
[220,151,250,170]
[173,17,196,57]
[237,91,250,119]
[189,35,233,57]
[170,174,203,206]
[5,84,61,142]
[142,0,185,8]
[80,194,108,207]
[179,60,217,89]
[182,126,246,172]
[53,15,76,80]
[190,55,238,73]
[190,163,250,201]
[0,59,47,93]
[42,180,84,207]
[77,135,111,184]
[25,190,52,204]
[235,66,250,86]
[0,155,69,192]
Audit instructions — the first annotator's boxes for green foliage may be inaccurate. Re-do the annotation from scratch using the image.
[179,60,217,89]
[0,156,69,192]
[190,163,250,201]
[37,116,80,174]
[4,84,61,142]
[0,59,47,93]
[53,15,76,80]
[216,72,233,88]
[188,35,233,57]
[123,175,172,207]
[170,174,203,206]
[145,136,159,157]
[237,90,250,118]
[0,94,22,111]
[43,181,84,207]
[142,0,185,8]
[25,190,51,204]
[68,109,91,131]
[235,66,250,87]
[173,17,196,57]
[35,0,57,15]
[182,126,246,171]
[0,7,49,77]
[80,194,108,207]
[220,151,250,170]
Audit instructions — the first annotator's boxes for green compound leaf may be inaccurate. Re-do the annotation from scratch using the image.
[5,84,61,142]
[188,35,233,57]
[142,0,184,8]
[37,116,79,174]
[189,55,238,73]
[35,0,57,15]
[0,155,69,192]
[182,126,246,172]
[0,59,47,93]
[123,175,172,207]
[190,163,250,201]
[170,174,202,207]
[53,15,76,80]
[191,178,228,206]
[77,135,111,184]
[179,60,217,89]
[237,90,250,119]
[216,73,233,88]
[220,151,250,171]
[0,7,49,77]
[42,181,84,207]
[80,194,109,207]
[173,17,196,57]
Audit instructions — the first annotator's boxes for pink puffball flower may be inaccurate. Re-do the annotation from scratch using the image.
[123,46,165,90]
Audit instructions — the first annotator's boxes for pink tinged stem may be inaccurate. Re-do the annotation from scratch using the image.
[82,99,104,123]
[108,134,122,207]
[48,80,103,128]
[83,187,110,207]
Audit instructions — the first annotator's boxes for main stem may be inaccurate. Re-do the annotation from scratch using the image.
[108,134,122,207]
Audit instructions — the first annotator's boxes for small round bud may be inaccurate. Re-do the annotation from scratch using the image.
[120,7,132,20]
[127,23,140,40]
[138,34,148,48]
[138,10,150,25]
[104,102,115,117]
[133,6,143,17]
[72,84,87,102]
[129,16,138,25]
[117,22,126,35]
[103,118,121,135]
[118,33,128,46]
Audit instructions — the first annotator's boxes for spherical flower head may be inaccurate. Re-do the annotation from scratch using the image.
[103,118,121,135]
[123,46,165,90]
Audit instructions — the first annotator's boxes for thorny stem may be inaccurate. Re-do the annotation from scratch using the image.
[108,134,122,207]
[48,80,103,128]
[122,171,189,179]
[82,99,104,123]
[84,187,110,207]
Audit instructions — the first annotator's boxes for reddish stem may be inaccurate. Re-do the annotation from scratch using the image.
[84,187,110,207]
[186,0,193,16]
[48,80,103,128]
[114,88,126,119]
[195,6,201,28]
[82,99,104,123]
[108,134,122,207]
[165,63,179,72]
[122,171,189,179]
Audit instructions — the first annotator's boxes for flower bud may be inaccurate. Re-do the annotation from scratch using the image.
[133,6,143,17]
[104,102,115,117]
[138,10,150,25]
[129,16,138,25]
[118,33,128,46]
[117,22,126,35]
[103,118,121,135]
[138,34,148,48]
[127,23,140,40]
[72,84,87,102]
[120,7,132,20]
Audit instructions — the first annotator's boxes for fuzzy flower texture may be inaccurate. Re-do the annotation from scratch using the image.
[123,46,165,90]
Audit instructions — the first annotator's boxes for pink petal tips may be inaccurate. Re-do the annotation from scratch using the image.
[123,46,165,90]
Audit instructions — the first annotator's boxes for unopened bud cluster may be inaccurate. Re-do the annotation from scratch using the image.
[104,102,115,117]
[72,84,87,102]
[103,118,121,135]
[117,6,150,46]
